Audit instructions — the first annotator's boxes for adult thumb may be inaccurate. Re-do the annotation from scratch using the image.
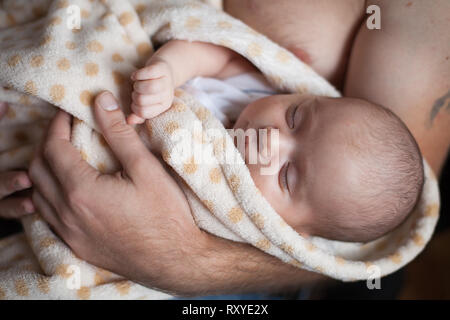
[93,91,150,178]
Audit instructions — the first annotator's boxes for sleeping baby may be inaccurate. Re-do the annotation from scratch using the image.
[125,39,424,243]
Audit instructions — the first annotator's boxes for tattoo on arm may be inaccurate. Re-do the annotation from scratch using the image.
[429,89,450,127]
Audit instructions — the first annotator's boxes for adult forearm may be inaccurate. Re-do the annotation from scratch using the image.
[151,231,327,297]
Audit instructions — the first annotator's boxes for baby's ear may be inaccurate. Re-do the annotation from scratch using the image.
[287,46,312,65]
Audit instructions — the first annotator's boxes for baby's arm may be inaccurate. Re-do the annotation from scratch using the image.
[128,40,250,124]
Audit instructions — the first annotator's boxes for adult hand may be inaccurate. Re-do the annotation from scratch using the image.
[0,102,34,219]
[29,91,207,294]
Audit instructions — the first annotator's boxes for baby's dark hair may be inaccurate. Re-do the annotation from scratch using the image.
[316,99,424,243]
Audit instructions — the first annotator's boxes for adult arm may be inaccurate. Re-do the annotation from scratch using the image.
[30,92,325,296]
[344,0,450,175]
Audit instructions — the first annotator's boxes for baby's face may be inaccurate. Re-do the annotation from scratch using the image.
[233,94,367,237]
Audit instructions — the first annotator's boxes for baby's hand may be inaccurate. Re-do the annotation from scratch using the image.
[128,57,175,125]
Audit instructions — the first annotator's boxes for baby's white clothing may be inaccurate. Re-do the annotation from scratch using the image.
[182,72,277,127]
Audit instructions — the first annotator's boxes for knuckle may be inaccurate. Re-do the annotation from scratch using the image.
[109,119,134,137]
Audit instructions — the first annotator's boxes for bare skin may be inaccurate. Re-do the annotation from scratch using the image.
[1,0,449,296]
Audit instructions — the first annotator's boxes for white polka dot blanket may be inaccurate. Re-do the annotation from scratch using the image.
[0,0,440,299]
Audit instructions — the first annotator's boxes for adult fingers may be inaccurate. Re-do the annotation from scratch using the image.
[41,110,99,190]
[31,190,62,233]
[0,171,32,199]
[93,91,158,180]
[0,197,34,219]
[29,153,65,212]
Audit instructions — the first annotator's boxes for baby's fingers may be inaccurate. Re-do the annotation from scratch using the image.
[131,62,167,81]
[130,102,169,119]
[126,113,145,125]
[0,197,34,219]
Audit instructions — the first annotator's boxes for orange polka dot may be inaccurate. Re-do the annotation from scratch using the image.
[49,16,62,26]
[255,239,271,250]
[135,4,147,14]
[161,149,171,162]
[77,286,90,300]
[15,279,29,296]
[218,21,232,29]
[50,85,65,102]
[19,95,31,106]
[213,138,225,155]
[80,150,88,161]
[97,162,107,173]
[65,41,76,50]
[84,62,99,77]
[30,55,44,67]
[57,58,71,71]
[389,252,402,264]
[80,90,94,107]
[306,242,316,251]
[195,107,210,121]
[280,243,294,255]
[137,42,152,58]
[81,9,90,18]
[95,25,107,32]
[183,157,198,174]
[229,174,240,193]
[56,0,69,9]
[172,101,186,112]
[185,16,201,30]
[335,256,346,265]
[114,281,131,296]
[250,213,264,229]
[165,121,180,134]
[55,264,71,278]
[276,50,291,63]
[112,71,125,85]
[39,35,52,47]
[112,53,124,63]
[87,40,104,53]
[228,207,244,223]
[425,203,439,217]
[25,81,37,95]
[40,237,57,248]
[122,34,133,44]
[413,233,424,246]
[202,200,214,212]
[209,167,222,184]
[37,276,50,294]
[94,272,105,285]
[246,42,262,58]
[7,55,21,67]
[119,12,134,26]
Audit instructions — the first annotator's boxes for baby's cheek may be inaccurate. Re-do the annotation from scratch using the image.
[248,164,287,216]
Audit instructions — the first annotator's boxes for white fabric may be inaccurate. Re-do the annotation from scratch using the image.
[182,72,277,127]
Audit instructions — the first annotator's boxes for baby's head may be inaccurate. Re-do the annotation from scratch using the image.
[233,94,424,242]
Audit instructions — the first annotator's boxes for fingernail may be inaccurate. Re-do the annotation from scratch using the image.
[15,175,31,189]
[23,199,35,214]
[98,92,118,111]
